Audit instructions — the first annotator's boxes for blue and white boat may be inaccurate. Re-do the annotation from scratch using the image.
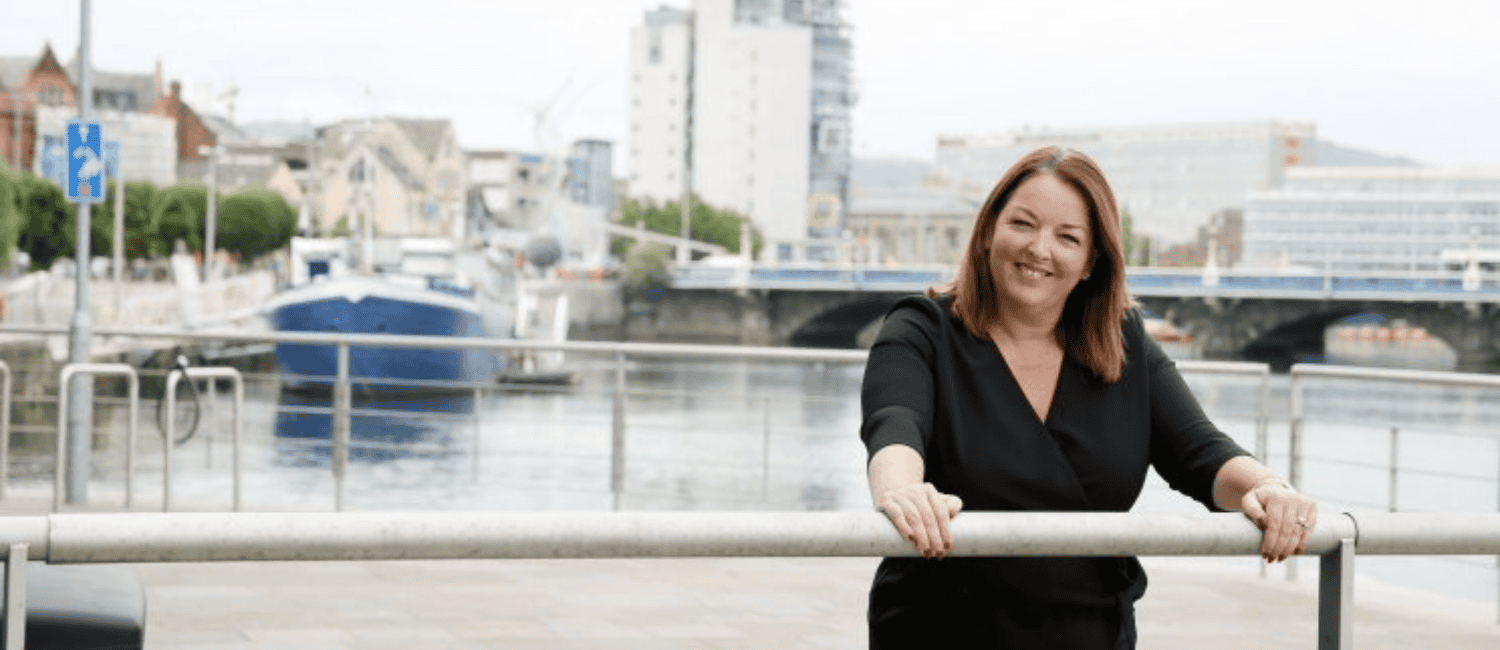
[266,237,509,393]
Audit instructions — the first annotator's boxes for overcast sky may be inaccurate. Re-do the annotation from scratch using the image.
[2,0,1496,169]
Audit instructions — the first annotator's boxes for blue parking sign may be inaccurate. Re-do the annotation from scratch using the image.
[66,120,105,204]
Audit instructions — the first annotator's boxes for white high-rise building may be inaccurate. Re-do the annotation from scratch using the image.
[1242,167,1500,273]
[933,120,1319,247]
[628,0,854,252]
[628,7,694,206]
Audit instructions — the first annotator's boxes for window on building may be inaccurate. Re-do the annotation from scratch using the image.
[649,33,663,64]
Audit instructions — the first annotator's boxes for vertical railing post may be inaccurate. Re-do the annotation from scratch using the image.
[762,395,771,501]
[1288,369,1304,493]
[124,371,137,510]
[0,361,10,500]
[1388,427,1399,513]
[1287,368,1305,581]
[472,386,482,484]
[1318,537,1355,650]
[1256,367,1270,578]
[163,369,180,512]
[231,371,242,512]
[334,341,350,512]
[204,377,217,469]
[611,350,626,511]
[4,543,25,650]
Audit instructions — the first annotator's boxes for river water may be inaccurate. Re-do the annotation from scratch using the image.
[15,344,1500,612]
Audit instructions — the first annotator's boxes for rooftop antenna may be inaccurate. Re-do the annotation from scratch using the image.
[217,80,239,125]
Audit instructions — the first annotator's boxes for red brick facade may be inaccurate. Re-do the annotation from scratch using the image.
[152,80,215,164]
[0,91,37,170]
[0,44,75,171]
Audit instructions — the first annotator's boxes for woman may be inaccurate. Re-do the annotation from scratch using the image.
[860,146,1316,649]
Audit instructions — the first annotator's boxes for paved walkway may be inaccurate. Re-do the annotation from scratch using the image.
[124,556,1500,650]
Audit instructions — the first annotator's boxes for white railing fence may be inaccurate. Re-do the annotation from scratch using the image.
[2,510,1499,650]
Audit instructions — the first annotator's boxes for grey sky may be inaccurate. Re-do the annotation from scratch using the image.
[2,0,1496,168]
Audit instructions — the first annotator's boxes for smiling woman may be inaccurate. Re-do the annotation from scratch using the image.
[858,146,1318,649]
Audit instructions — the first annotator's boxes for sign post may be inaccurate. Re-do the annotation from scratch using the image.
[65,0,98,505]
[66,121,104,204]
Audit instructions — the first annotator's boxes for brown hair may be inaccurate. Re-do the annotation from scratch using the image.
[932,146,1131,382]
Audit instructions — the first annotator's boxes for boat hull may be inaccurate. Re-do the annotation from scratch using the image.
[272,291,502,393]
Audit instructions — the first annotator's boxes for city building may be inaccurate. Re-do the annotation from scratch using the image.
[1,45,197,186]
[1241,167,1500,274]
[628,0,855,253]
[314,118,467,240]
[844,156,974,264]
[933,120,1315,251]
[567,139,614,212]
[465,149,552,240]
[931,119,1420,261]
[627,6,693,206]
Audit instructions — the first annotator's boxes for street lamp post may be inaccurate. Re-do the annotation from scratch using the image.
[198,144,219,281]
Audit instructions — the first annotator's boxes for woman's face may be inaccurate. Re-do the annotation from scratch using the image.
[987,173,1095,316]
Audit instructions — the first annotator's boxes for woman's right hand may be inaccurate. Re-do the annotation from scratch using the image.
[877,482,963,559]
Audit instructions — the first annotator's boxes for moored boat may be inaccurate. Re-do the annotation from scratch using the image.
[267,237,507,393]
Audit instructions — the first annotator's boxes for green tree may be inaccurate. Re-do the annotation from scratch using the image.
[16,173,76,271]
[0,162,25,270]
[330,214,354,238]
[611,195,762,261]
[620,242,672,295]
[96,180,163,259]
[150,183,208,254]
[216,188,297,261]
[1120,210,1152,267]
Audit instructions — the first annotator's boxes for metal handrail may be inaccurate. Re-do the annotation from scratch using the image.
[0,324,873,361]
[1176,360,1272,476]
[0,511,1498,650]
[53,363,138,511]
[0,361,10,500]
[163,367,245,512]
[1288,362,1500,622]
[0,511,1373,561]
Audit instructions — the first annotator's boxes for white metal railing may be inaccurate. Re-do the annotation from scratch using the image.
[163,367,244,512]
[53,363,138,510]
[1,511,1498,650]
[0,361,9,500]
[1289,362,1500,621]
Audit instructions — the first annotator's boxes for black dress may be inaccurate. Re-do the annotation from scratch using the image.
[861,295,1250,649]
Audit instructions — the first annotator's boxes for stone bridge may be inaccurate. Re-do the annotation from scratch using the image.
[625,287,1500,372]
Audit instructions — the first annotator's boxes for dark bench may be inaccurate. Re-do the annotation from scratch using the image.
[0,563,145,650]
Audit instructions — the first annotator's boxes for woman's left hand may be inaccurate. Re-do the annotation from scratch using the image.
[1242,478,1317,563]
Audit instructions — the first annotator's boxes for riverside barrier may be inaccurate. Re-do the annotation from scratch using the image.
[0,511,1498,650]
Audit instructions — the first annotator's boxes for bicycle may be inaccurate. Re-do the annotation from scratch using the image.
[155,354,201,446]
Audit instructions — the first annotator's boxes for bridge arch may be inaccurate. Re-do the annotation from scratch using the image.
[788,295,904,348]
[1140,296,1498,371]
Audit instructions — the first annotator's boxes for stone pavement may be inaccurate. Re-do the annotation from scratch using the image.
[125,555,1500,650]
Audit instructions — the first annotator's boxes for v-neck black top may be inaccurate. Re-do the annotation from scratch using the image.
[860,295,1249,642]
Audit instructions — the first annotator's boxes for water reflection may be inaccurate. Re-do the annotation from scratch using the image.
[275,388,473,464]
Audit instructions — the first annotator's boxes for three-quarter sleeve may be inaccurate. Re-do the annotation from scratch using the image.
[860,299,941,464]
[1139,315,1252,510]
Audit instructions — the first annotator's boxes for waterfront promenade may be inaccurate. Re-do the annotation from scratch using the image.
[128,554,1500,649]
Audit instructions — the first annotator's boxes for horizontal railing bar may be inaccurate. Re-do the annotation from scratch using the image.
[1174,360,1271,376]
[1390,467,1496,482]
[9,512,1361,563]
[1291,363,1500,389]
[1352,513,1500,554]
[0,326,873,362]
[8,511,1490,563]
